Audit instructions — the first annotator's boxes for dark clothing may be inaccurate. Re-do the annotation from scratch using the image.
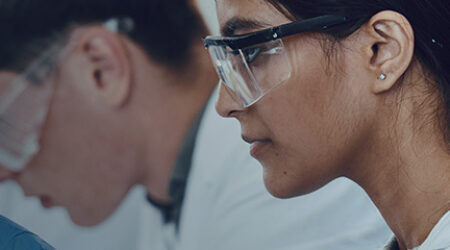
[384,237,400,250]
[147,106,206,227]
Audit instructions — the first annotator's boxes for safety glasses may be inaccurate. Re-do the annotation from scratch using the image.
[0,18,135,172]
[204,15,355,107]
[0,44,61,171]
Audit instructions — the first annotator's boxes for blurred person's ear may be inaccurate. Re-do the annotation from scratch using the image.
[70,27,132,108]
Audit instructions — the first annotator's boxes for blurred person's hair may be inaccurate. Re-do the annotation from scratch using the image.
[0,0,203,71]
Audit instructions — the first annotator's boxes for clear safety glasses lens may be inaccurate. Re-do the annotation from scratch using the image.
[207,39,291,107]
[0,48,57,171]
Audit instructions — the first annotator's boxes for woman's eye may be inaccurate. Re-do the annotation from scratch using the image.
[242,47,262,64]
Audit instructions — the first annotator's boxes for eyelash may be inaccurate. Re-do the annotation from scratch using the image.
[242,47,262,63]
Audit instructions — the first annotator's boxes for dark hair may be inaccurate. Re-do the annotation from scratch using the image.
[0,0,203,70]
[267,0,450,143]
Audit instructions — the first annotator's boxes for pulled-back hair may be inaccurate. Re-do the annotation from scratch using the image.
[0,0,203,70]
[267,0,450,143]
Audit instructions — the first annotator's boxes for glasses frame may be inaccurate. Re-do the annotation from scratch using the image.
[204,15,358,50]
[203,14,362,107]
[0,42,62,171]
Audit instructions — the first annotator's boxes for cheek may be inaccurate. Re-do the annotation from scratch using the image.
[36,76,106,177]
[29,86,131,225]
[23,140,129,226]
[18,84,96,194]
[254,47,371,197]
[263,47,355,156]
[20,142,82,194]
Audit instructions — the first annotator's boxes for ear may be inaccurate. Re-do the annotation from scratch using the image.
[76,27,132,107]
[359,11,415,94]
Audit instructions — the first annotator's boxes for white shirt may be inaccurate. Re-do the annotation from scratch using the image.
[413,210,450,250]
[140,89,393,250]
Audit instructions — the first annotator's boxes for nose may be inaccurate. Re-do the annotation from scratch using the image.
[215,81,245,118]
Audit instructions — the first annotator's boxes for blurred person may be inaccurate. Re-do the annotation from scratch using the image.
[0,0,391,249]
[0,183,145,250]
[208,0,450,249]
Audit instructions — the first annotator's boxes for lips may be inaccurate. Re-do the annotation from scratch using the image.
[242,135,272,158]
[39,196,54,209]
[15,180,56,209]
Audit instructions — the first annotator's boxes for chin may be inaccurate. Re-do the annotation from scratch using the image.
[262,174,299,199]
[68,207,112,227]
[264,179,325,199]
[263,167,328,199]
[64,191,127,227]
[264,185,298,199]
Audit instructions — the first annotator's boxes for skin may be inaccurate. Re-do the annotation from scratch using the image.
[215,0,450,249]
[0,7,217,226]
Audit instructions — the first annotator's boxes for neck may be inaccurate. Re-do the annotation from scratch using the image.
[133,42,217,203]
[347,89,450,250]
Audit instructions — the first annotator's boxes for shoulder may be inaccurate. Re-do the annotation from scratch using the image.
[0,216,55,250]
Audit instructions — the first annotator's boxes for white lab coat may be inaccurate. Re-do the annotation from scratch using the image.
[413,210,450,250]
[140,89,393,250]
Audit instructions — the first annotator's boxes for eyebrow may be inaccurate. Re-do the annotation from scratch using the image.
[221,17,269,37]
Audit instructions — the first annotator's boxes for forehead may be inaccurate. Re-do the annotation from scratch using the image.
[216,0,290,33]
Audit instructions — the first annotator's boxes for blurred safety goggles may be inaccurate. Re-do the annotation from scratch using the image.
[0,45,61,171]
[0,18,134,172]
[204,15,355,107]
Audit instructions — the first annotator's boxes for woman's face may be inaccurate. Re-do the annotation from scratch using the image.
[215,0,377,198]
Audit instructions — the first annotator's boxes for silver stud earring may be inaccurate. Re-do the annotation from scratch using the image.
[378,74,387,80]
